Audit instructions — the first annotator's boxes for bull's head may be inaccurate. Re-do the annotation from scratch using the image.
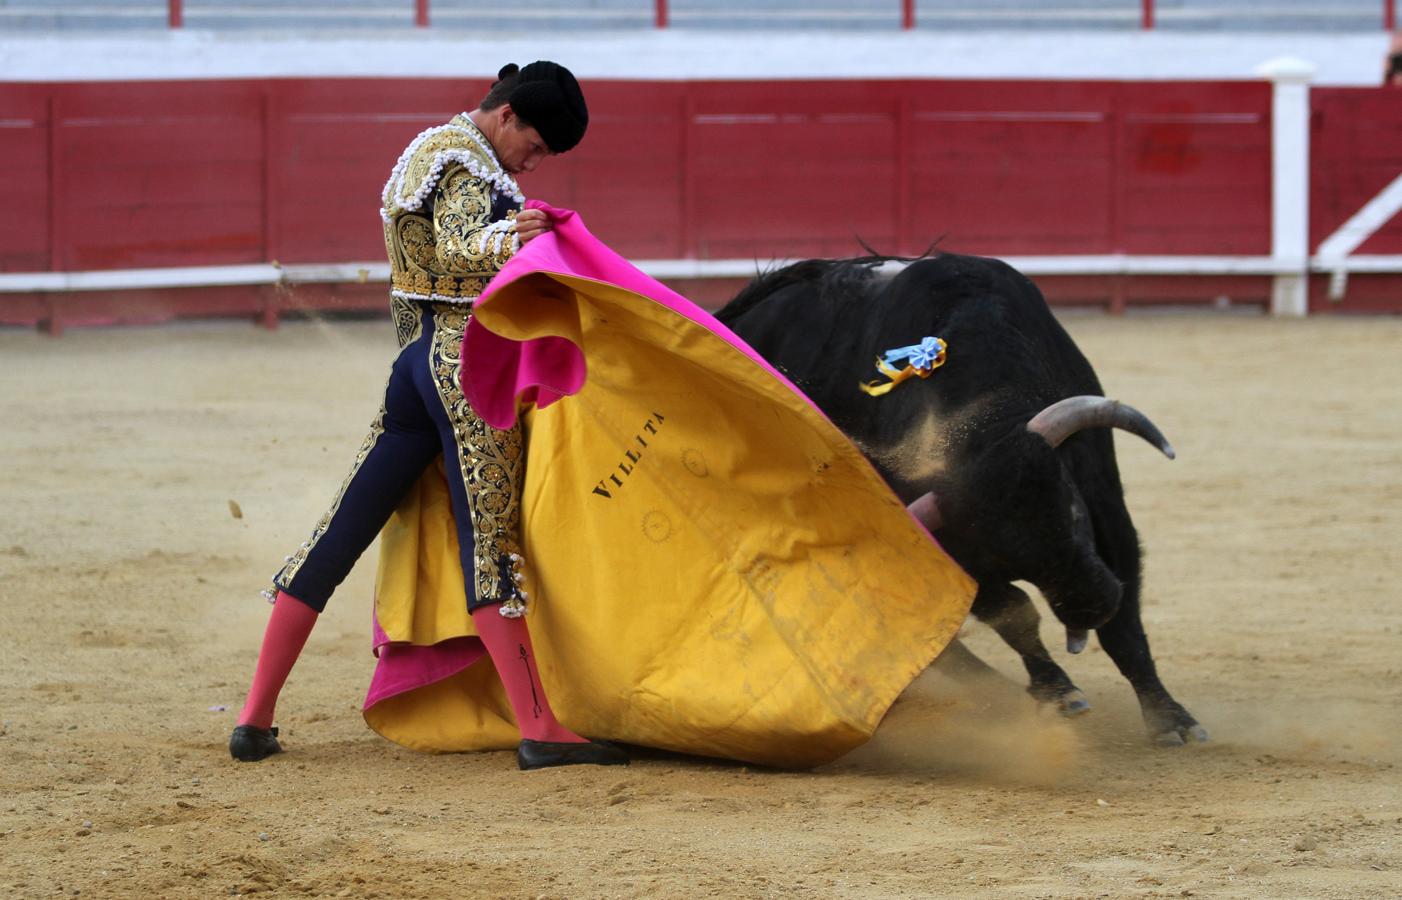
[906,395,1174,648]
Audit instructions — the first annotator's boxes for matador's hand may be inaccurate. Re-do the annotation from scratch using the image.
[515,208,553,245]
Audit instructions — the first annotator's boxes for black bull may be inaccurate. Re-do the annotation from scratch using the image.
[716,253,1207,746]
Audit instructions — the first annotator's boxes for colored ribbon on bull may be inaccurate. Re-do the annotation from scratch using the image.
[860,336,948,397]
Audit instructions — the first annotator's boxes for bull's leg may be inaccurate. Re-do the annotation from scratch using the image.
[1095,607,1207,746]
[1089,503,1208,746]
[972,582,1090,716]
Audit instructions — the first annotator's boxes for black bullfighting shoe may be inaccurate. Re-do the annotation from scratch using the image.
[229,725,282,762]
[517,738,630,771]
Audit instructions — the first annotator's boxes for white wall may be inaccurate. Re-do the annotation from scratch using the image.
[0,30,1392,86]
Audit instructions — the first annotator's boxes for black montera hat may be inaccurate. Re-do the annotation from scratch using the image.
[498,60,588,153]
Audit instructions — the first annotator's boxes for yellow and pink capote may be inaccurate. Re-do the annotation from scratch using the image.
[363,203,975,768]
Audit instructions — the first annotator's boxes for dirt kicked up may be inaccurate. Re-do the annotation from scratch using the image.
[1,311,1398,898]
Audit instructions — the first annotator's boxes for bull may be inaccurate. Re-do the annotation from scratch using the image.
[716,253,1207,746]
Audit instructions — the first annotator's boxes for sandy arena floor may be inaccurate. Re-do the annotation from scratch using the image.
[1,309,1399,898]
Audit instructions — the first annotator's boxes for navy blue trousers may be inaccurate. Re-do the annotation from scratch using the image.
[270,304,499,613]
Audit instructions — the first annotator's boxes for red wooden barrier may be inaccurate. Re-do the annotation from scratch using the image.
[1,85,55,273]
[1309,86,1402,313]
[0,77,1272,271]
[2,75,1356,328]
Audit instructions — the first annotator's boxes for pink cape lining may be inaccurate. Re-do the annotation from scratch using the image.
[461,200,817,430]
[364,614,484,709]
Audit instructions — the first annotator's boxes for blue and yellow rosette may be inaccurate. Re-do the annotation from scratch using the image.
[860,336,948,396]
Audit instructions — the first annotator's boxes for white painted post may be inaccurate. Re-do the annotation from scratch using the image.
[1256,56,1316,317]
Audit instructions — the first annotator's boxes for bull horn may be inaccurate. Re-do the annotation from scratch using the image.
[1026,396,1175,459]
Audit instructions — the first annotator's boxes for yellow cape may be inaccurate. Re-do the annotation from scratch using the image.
[364,274,976,768]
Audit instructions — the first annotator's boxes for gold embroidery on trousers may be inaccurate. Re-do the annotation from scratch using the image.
[428,305,525,606]
[391,296,423,349]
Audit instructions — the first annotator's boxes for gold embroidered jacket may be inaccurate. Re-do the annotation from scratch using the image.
[381,115,524,305]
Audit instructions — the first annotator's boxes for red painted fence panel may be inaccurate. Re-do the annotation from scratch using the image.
[906,80,1116,256]
[0,77,1276,278]
[1116,81,1271,255]
[53,82,266,270]
[1309,86,1402,313]
[1312,87,1402,255]
[0,85,51,272]
[687,81,901,259]
[19,75,1402,325]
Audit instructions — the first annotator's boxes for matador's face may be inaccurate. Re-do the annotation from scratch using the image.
[495,111,554,175]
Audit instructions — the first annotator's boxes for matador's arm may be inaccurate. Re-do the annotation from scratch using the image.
[432,166,518,276]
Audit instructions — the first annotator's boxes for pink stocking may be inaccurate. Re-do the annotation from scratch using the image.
[237,591,319,729]
[470,605,586,744]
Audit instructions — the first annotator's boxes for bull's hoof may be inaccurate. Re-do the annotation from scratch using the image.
[1057,689,1092,717]
[1151,723,1210,747]
[1142,698,1208,748]
[1028,683,1091,717]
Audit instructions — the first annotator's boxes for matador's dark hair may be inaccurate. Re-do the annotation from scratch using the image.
[479,64,519,111]
[477,61,589,153]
